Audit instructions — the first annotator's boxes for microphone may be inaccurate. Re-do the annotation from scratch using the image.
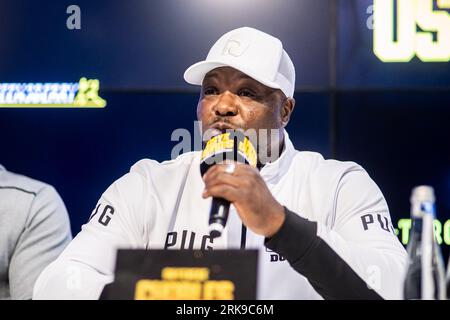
[200,130,257,238]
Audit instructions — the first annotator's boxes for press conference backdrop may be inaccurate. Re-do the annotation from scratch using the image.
[1,0,449,263]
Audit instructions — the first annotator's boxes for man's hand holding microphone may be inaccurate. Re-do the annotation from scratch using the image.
[200,130,285,239]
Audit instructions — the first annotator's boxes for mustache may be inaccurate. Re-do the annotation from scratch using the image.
[201,118,244,141]
[208,117,234,126]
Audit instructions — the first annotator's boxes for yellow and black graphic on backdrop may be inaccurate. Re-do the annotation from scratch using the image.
[73,78,106,108]
[0,77,106,108]
[134,267,235,300]
[374,0,450,62]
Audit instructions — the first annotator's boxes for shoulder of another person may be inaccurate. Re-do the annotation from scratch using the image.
[0,169,54,196]
[0,170,64,233]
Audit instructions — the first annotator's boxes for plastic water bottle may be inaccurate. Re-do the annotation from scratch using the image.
[447,256,450,298]
[403,186,446,300]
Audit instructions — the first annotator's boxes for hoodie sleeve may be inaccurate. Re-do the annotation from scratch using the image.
[32,171,153,300]
[265,168,407,300]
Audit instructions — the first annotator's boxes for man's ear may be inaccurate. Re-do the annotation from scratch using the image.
[281,97,295,127]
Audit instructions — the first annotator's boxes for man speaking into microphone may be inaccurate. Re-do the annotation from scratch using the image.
[33,27,407,300]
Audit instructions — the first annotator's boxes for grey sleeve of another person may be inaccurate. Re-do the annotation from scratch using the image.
[9,185,72,299]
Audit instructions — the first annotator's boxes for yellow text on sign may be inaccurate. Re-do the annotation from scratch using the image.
[134,267,235,300]
[134,279,235,300]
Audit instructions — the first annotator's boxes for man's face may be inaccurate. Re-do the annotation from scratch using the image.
[197,66,294,161]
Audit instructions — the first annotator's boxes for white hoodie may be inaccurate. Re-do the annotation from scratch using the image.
[33,131,407,300]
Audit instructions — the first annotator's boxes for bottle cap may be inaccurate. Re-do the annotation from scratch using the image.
[410,185,435,204]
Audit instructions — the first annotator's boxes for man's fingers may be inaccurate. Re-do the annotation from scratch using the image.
[203,171,241,190]
[203,162,237,179]
[202,184,240,202]
[203,162,253,183]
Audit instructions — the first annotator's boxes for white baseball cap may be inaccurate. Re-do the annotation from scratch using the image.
[184,27,296,98]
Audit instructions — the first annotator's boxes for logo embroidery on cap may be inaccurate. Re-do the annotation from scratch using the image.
[222,39,249,57]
